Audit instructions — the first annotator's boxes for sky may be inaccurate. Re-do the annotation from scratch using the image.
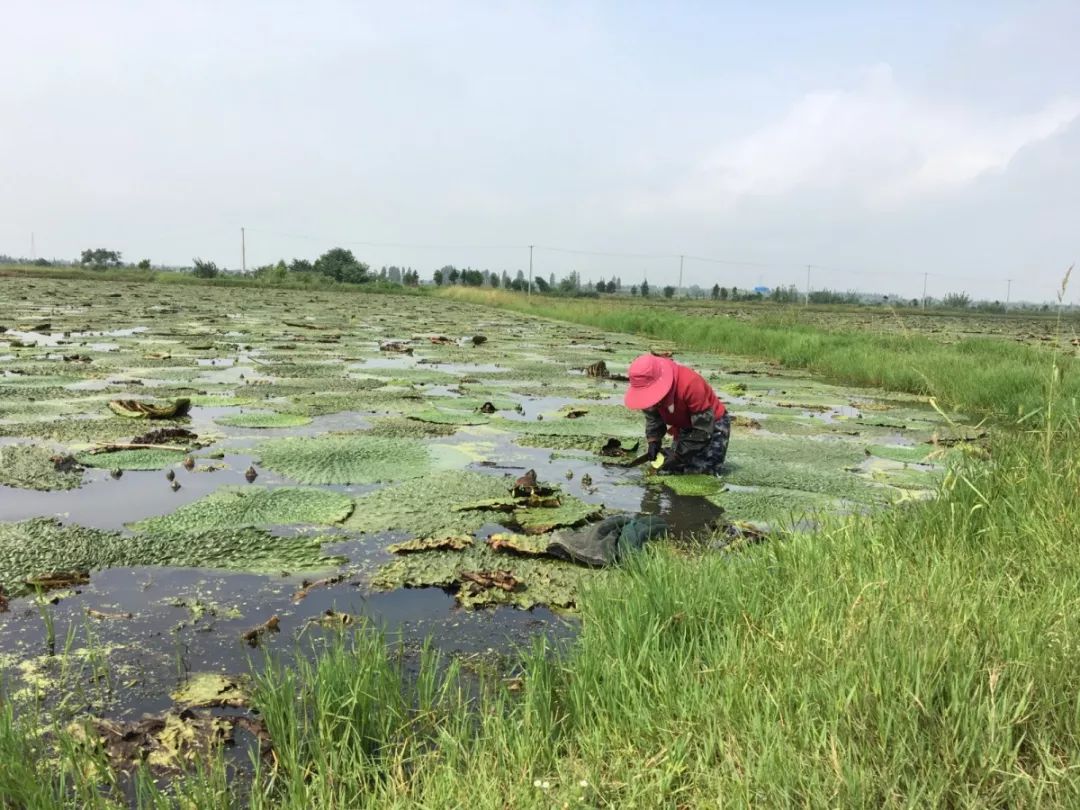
[1,0,1077,302]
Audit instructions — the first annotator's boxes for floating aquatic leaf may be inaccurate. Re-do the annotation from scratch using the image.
[388,535,474,554]
[513,495,603,534]
[406,408,489,426]
[215,411,312,428]
[257,433,435,484]
[344,471,510,536]
[130,486,354,533]
[365,417,457,439]
[0,444,83,491]
[654,474,725,498]
[865,443,935,464]
[108,398,191,419]
[371,541,593,610]
[77,447,188,470]
[0,518,345,595]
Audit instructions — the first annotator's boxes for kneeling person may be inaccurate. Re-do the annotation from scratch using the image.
[624,353,730,474]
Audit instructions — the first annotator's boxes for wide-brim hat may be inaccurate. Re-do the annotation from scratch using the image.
[624,354,675,410]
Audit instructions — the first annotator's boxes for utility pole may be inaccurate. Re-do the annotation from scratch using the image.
[527,245,534,298]
[241,227,246,274]
[30,232,35,261]
[805,264,811,306]
[1005,278,1012,311]
[678,255,684,297]
[922,272,928,309]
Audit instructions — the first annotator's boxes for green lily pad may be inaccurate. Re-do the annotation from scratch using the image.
[130,486,354,533]
[344,471,511,536]
[77,447,188,470]
[365,417,457,439]
[512,495,603,534]
[0,519,345,596]
[372,541,594,611]
[0,444,83,491]
[257,433,435,484]
[215,412,313,429]
[406,408,489,426]
[866,444,935,464]
[654,474,724,498]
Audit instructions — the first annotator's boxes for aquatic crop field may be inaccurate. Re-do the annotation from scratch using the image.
[0,277,1077,808]
[0,280,962,717]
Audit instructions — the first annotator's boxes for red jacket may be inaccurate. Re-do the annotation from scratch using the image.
[647,360,726,441]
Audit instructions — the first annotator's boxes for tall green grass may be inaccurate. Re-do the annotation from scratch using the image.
[442,287,1080,418]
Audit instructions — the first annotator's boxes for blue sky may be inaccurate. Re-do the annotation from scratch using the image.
[1,1,1077,301]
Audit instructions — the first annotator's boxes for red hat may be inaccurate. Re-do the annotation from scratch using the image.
[624,354,675,410]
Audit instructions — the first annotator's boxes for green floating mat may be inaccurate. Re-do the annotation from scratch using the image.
[215,411,312,429]
[0,444,84,491]
[0,518,345,596]
[130,486,354,533]
[77,447,189,471]
[257,433,436,485]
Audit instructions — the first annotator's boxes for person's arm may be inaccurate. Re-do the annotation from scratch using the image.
[672,409,715,460]
[644,407,666,459]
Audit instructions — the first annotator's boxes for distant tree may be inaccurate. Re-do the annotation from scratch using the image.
[534,276,551,293]
[489,273,500,289]
[630,285,639,297]
[549,273,556,288]
[191,258,219,278]
[79,248,122,269]
[447,267,460,285]
[731,286,738,300]
[515,269,525,285]
[314,248,368,283]
[911,298,919,307]
[137,259,151,270]
[433,269,444,286]
[663,285,675,299]
[33,258,52,267]
[641,280,650,297]
[719,287,729,300]
[289,258,313,273]
[558,275,576,293]
[595,280,607,293]
[501,271,512,288]
[510,277,525,292]
[941,292,971,308]
[711,283,720,300]
[388,267,402,284]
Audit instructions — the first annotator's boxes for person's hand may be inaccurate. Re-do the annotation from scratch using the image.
[646,440,661,462]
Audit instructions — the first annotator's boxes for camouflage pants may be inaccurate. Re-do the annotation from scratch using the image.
[682,413,731,475]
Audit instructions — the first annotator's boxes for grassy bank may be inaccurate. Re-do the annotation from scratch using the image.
[442,287,1079,418]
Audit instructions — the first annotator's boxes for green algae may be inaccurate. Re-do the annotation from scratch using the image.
[371,541,594,610]
[257,433,434,484]
[171,673,250,708]
[344,471,510,536]
[77,447,188,470]
[215,411,313,429]
[0,518,345,595]
[130,486,354,533]
[0,444,84,491]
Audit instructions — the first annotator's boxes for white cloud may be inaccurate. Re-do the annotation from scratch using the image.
[646,65,1080,212]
